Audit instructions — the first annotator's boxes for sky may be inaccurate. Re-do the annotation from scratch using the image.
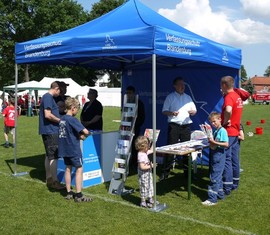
[76,0,270,78]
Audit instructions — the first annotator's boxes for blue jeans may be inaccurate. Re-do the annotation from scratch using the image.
[208,148,225,203]
[223,136,239,195]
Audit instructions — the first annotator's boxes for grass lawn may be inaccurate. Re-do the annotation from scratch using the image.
[0,105,269,235]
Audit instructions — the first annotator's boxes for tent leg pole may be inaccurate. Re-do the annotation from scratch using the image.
[149,54,167,212]
[12,64,28,177]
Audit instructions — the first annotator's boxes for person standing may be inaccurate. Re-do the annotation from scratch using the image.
[220,76,243,195]
[39,81,65,190]
[125,86,145,172]
[80,89,103,131]
[202,112,228,206]
[135,135,155,208]
[161,77,197,180]
[59,97,93,202]
[2,98,20,148]
[54,81,70,116]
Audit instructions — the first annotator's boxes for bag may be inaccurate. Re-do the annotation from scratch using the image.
[234,88,250,101]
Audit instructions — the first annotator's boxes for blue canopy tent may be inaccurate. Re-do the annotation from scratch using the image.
[14,0,241,206]
[15,0,241,137]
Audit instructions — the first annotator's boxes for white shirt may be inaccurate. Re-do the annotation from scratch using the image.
[162,91,196,125]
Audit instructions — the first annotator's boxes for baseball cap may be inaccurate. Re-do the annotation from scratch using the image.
[59,81,69,87]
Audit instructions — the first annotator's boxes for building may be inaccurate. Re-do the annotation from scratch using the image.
[247,76,270,92]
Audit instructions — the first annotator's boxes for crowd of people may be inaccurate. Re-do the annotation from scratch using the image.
[2,75,246,207]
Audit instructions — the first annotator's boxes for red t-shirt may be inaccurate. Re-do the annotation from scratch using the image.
[3,106,15,127]
[221,91,243,136]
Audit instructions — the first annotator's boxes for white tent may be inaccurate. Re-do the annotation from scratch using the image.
[3,80,48,91]
[39,77,84,97]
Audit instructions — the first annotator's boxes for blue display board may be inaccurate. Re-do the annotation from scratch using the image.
[57,134,103,188]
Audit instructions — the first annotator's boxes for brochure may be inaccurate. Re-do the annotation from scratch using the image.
[144,128,160,142]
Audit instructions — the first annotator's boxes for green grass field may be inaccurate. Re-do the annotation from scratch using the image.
[0,105,269,235]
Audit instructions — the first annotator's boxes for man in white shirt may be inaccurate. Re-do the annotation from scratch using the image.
[160,77,197,180]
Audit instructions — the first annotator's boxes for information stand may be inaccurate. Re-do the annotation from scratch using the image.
[108,94,138,195]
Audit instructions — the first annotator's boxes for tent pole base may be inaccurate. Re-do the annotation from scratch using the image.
[149,203,168,212]
[12,172,28,177]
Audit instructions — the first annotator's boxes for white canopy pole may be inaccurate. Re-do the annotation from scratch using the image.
[12,64,28,177]
[150,54,167,212]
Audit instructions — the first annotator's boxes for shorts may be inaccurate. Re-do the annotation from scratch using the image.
[4,126,15,135]
[42,134,59,160]
[63,156,83,168]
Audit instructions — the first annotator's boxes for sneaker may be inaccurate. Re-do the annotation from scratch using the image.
[4,143,9,148]
[140,201,148,208]
[74,194,93,203]
[65,191,75,200]
[148,198,159,205]
[140,201,154,208]
[202,200,217,206]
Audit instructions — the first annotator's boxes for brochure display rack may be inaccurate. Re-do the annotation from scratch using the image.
[108,94,138,195]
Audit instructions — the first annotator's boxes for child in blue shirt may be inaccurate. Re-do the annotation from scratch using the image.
[58,97,92,202]
[202,112,229,206]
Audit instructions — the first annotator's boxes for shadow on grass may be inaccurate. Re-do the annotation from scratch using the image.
[118,165,210,206]
[5,154,46,182]
[5,155,67,197]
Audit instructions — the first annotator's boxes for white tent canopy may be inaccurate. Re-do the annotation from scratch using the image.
[3,80,48,91]
[39,77,84,97]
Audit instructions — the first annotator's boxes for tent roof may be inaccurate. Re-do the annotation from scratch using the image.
[15,0,241,70]
[3,80,48,91]
[39,77,84,97]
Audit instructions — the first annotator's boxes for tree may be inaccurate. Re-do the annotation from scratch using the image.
[242,79,254,95]
[0,0,90,87]
[240,65,248,82]
[89,0,126,20]
[264,66,270,77]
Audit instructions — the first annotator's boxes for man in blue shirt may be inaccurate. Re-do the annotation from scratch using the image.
[39,81,65,190]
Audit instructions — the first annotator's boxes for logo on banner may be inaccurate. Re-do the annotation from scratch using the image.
[222,48,229,63]
[102,34,117,50]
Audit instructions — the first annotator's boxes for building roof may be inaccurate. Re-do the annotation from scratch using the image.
[247,76,270,92]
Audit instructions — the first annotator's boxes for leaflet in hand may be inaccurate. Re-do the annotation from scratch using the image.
[144,128,160,142]
[199,123,213,139]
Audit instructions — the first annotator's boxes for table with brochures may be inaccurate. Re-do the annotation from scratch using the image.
[156,139,209,199]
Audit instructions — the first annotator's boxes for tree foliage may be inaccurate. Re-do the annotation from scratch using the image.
[0,0,133,88]
[264,66,270,77]
[240,65,248,81]
[0,0,96,87]
[89,0,126,20]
